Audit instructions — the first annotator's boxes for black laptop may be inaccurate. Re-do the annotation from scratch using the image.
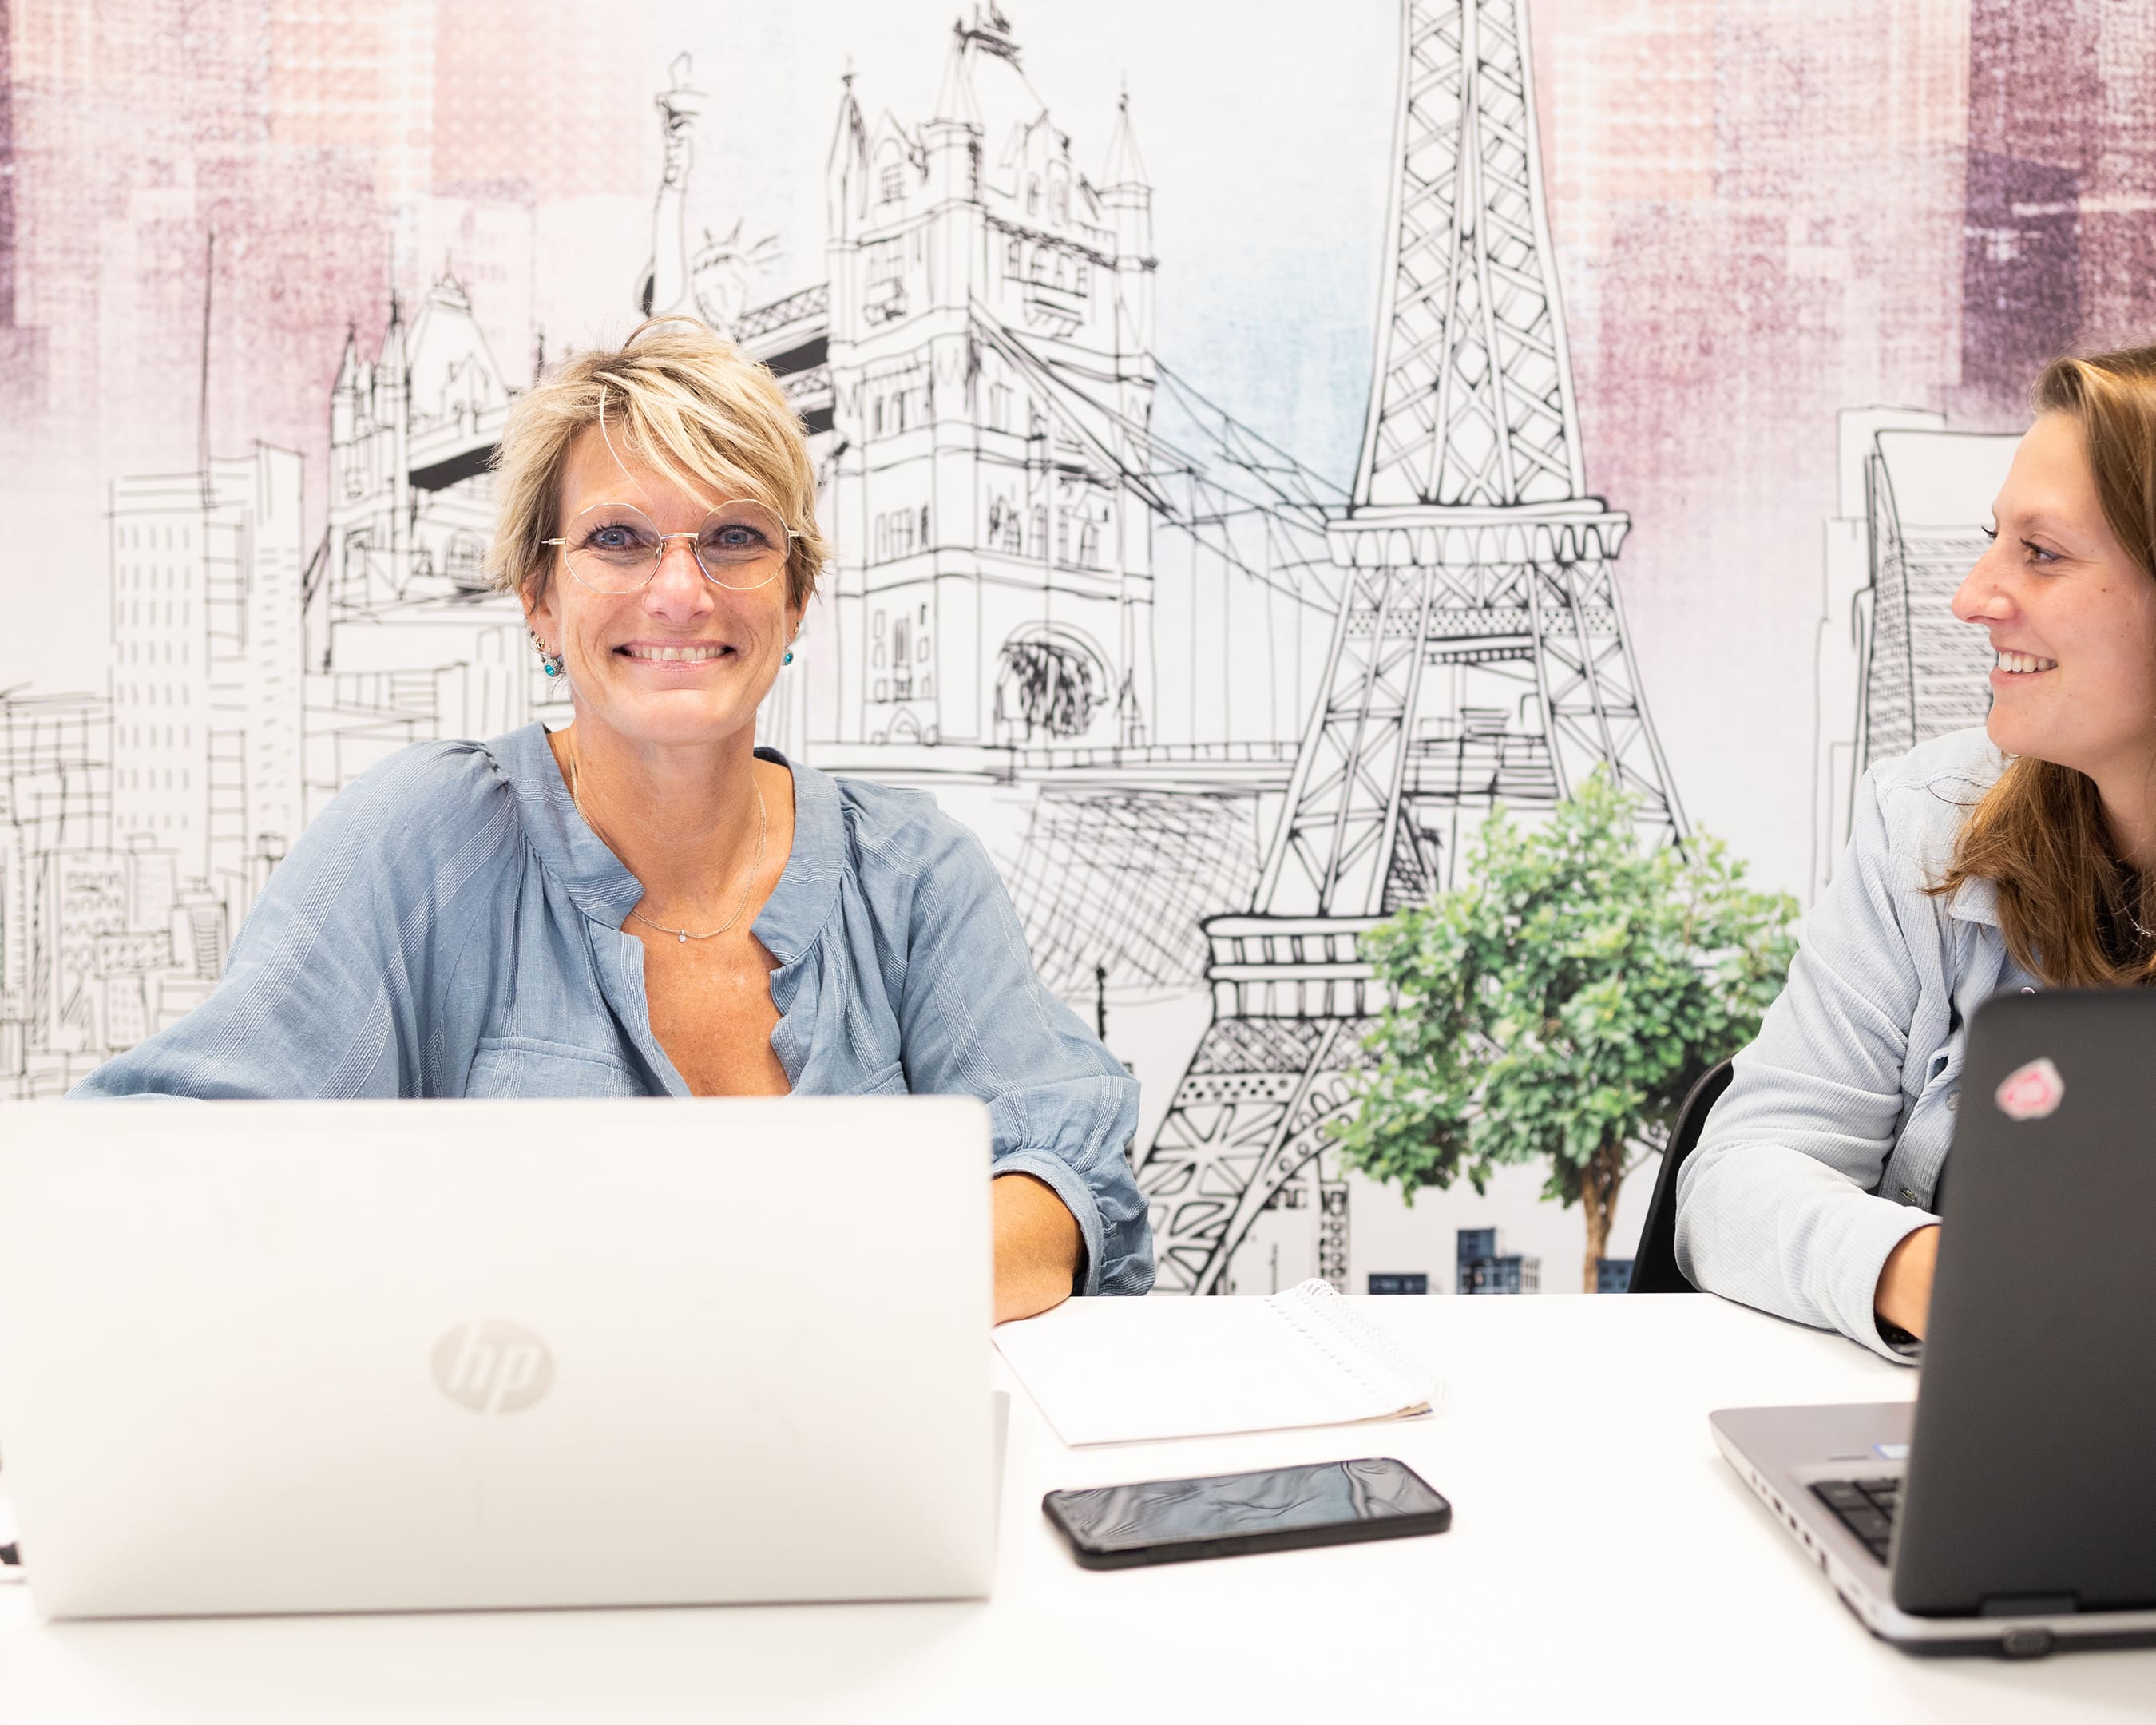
[1710,989,2156,1656]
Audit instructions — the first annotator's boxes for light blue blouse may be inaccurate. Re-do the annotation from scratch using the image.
[74,724,1155,1298]
[1675,728,2037,1358]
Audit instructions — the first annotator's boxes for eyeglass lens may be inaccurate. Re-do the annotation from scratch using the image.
[561,502,789,593]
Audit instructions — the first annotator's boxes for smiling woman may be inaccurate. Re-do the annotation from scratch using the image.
[1936,352,2156,982]
[73,316,1155,1322]
[1674,346,2156,1362]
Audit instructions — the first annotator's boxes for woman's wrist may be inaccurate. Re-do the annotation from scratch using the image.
[1874,1223,1941,1339]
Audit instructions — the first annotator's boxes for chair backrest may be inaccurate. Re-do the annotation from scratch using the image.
[1626,1058,1735,1294]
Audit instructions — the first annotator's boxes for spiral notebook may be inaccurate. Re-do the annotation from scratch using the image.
[993,1279,1440,1446]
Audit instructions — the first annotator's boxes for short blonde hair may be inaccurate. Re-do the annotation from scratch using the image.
[488,315,828,610]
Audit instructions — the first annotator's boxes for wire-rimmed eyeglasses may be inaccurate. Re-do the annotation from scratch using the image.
[542,501,800,594]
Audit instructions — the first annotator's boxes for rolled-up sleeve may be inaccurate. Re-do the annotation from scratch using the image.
[894,825,1154,1297]
[1674,765,1943,1361]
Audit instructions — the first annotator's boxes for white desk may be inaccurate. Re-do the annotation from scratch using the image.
[0,1295,2146,1722]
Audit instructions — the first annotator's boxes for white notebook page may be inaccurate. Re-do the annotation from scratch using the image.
[993,1281,1436,1446]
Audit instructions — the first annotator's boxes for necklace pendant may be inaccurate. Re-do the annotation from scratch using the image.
[678,931,688,944]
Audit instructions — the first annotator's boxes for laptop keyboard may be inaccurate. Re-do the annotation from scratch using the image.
[1810,1477,1901,1561]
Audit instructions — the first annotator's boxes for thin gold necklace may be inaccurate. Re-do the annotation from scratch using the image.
[567,737,768,942]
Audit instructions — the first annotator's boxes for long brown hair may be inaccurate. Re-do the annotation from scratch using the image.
[1932,347,2156,983]
[1930,347,2156,987]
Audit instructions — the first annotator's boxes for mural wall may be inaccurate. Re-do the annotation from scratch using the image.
[3,0,2152,1295]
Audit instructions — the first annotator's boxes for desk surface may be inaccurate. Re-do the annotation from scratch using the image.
[1,1294,2146,1723]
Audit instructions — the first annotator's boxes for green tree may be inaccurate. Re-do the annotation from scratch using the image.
[1328,771,1798,1292]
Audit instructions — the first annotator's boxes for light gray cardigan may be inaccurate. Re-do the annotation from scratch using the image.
[1675,728,2039,1359]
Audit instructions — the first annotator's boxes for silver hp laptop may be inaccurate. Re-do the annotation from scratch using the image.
[1712,990,2156,1656]
[0,1097,998,1618]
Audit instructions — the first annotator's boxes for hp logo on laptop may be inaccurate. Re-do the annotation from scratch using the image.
[431,1319,555,1415]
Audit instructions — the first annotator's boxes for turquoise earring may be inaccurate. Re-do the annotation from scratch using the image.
[531,632,564,678]
[783,648,795,665]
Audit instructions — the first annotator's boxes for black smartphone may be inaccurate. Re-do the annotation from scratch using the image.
[1042,1457,1450,1569]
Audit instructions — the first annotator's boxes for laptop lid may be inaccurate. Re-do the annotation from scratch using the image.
[0,1097,996,1617]
[1893,991,2156,1616]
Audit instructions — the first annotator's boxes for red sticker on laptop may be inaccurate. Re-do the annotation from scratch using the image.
[1994,1057,2065,1121]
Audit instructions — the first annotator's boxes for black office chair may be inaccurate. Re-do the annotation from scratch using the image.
[1625,1058,1735,1294]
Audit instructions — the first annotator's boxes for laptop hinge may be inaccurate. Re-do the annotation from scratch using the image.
[1979,1592,2078,1617]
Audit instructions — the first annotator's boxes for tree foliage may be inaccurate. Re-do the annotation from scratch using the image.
[1327,771,1798,1289]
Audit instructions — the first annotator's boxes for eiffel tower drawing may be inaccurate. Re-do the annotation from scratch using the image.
[1134,0,1687,1295]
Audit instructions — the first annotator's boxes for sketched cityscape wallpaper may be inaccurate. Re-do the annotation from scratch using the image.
[2,0,2153,1294]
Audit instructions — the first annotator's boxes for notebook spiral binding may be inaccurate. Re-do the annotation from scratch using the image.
[1272,1279,1443,1413]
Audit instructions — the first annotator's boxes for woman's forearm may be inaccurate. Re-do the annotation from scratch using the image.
[1875,1223,1940,1338]
[990,1171,1083,1323]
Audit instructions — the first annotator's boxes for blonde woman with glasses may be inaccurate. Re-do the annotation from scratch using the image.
[77,317,1153,1322]
[1678,347,2156,1357]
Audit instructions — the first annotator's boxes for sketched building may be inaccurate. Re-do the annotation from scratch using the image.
[1857,430,2019,770]
[86,441,309,1089]
[109,444,305,904]
[308,274,561,814]
[1812,418,2015,890]
[735,10,1342,1004]
[79,280,541,1063]
[0,692,220,1097]
[815,10,1159,755]
[1135,0,1684,1295]
[0,693,110,1081]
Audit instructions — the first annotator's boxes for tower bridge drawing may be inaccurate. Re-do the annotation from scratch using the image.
[18,1,1685,1299]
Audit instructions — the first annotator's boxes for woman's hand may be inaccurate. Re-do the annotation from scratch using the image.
[992,1172,1083,1324]
[1874,1224,1940,1339]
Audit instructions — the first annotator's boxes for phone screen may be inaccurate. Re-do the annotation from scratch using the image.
[1047,1457,1448,1559]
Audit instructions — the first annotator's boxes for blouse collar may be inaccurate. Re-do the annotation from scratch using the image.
[1944,874,2001,929]
[493,722,844,959]
[751,747,846,967]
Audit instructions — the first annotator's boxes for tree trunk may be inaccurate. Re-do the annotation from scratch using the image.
[1579,1140,1625,1291]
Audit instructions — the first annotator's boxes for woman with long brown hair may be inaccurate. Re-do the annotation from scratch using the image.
[1677,347,2156,1357]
